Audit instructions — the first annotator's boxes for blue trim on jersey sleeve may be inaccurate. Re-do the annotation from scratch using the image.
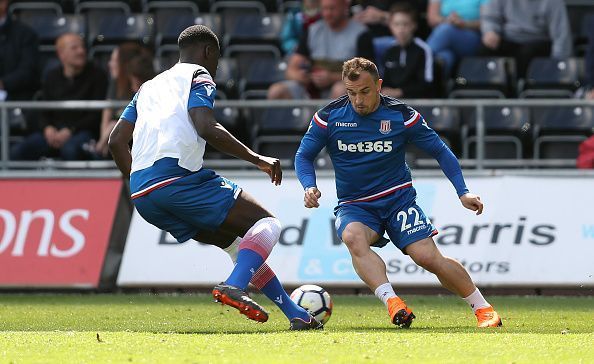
[120,92,139,123]
[188,81,216,110]
[295,118,328,190]
[406,114,469,197]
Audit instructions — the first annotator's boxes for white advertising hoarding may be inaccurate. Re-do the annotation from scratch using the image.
[117,176,594,287]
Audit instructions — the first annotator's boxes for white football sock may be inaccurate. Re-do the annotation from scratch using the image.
[374,283,397,307]
[463,288,490,312]
[223,237,242,263]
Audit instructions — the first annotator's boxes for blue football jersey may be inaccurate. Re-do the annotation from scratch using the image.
[295,95,468,203]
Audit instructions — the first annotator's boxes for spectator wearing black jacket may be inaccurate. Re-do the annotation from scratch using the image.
[0,0,39,101]
[10,33,107,161]
[380,3,434,99]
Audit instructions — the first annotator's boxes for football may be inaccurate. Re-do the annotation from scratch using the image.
[290,284,333,324]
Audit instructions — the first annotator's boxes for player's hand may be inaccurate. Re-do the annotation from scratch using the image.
[304,187,321,208]
[460,193,483,215]
[256,155,282,185]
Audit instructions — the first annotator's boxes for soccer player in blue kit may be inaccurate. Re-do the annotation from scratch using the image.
[295,57,502,328]
[108,25,322,330]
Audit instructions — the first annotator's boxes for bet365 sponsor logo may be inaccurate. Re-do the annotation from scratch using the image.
[337,139,392,153]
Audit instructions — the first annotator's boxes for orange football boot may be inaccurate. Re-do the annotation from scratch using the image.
[387,296,415,328]
[475,306,502,328]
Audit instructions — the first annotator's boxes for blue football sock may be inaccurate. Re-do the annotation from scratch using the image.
[225,249,263,290]
[260,277,311,321]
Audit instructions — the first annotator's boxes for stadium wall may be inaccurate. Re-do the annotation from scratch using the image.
[1,171,593,290]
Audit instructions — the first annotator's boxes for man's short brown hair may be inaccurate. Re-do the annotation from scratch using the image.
[342,57,380,82]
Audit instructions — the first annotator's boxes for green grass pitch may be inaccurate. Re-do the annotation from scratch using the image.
[0,293,592,363]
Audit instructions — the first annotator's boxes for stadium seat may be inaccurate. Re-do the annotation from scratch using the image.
[191,13,223,38]
[251,106,311,161]
[38,45,60,81]
[18,14,85,46]
[144,0,211,12]
[223,44,282,84]
[89,44,117,72]
[87,13,154,47]
[254,135,303,161]
[148,1,200,46]
[239,58,286,97]
[414,105,462,154]
[214,57,239,99]
[210,1,266,35]
[449,57,516,98]
[373,36,396,75]
[463,106,531,159]
[519,58,582,98]
[213,0,278,13]
[533,106,594,160]
[74,0,143,13]
[75,1,130,16]
[204,103,245,159]
[8,2,63,18]
[222,13,283,49]
[156,44,178,72]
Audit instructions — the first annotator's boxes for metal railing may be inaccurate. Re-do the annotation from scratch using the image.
[1,98,593,171]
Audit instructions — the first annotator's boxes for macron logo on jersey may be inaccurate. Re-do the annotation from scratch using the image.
[204,85,215,96]
[336,122,358,127]
[337,139,393,153]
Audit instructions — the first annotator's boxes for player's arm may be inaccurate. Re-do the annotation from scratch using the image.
[295,112,328,208]
[189,107,281,185]
[405,108,483,215]
[188,77,281,184]
[108,93,137,178]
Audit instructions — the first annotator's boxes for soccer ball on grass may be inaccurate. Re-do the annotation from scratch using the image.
[290,284,333,324]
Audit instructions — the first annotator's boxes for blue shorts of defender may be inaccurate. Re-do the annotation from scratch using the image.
[334,186,437,253]
[132,169,241,243]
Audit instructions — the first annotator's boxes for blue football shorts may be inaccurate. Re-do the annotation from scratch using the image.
[334,186,437,253]
[132,168,241,243]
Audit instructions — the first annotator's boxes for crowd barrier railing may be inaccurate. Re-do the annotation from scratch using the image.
[1,98,593,170]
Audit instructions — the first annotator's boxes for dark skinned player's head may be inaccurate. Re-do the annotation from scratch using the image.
[178,25,220,77]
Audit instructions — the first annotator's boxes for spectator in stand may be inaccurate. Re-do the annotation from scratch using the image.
[0,0,39,101]
[351,0,429,39]
[478,0,572,78]
[280,0,321,55]
[381,3,434,99]
[10,33,107,161]
[95,43,153,158]
[426,0,487,76]
[268,0,374,100]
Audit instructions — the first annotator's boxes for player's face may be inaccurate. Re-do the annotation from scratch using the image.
[344,71,382,116]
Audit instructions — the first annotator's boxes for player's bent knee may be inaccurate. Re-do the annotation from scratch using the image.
[239,217,281,260]
[341,230,370,257]
[411,252,440,272]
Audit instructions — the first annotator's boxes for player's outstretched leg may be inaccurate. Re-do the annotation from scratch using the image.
[212,217,280,322]
[224,238,323,330]
[406,238,502,328]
